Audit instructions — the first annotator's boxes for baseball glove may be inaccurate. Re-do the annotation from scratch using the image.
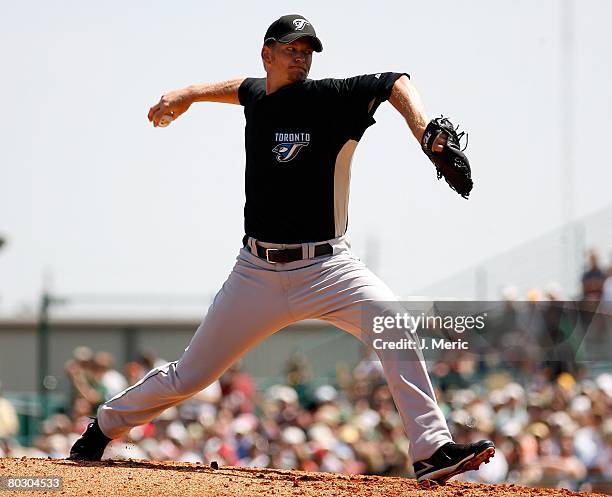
[421,116,473,199]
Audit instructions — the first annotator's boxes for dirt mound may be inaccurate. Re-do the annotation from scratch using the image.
[0,457,606,497]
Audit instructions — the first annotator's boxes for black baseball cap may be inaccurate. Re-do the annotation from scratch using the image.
[264,14,323,52]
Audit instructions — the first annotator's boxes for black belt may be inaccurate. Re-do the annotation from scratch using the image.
[245,239,333,264]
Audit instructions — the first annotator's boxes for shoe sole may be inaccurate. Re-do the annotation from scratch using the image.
[418,446,495,487]
[67,455,103,462]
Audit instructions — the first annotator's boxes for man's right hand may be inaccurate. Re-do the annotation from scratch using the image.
[148,88,194,127]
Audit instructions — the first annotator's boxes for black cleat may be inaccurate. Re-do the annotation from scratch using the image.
[413,440,495,485]
[68,417,112,461]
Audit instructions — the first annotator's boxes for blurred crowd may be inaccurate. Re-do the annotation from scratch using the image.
[0,248,611,493]
[1,346,610,492]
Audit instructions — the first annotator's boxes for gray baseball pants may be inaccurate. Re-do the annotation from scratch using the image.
[97,235,453,461]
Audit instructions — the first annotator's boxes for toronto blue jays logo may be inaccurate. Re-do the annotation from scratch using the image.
[272,143,308,162]
[293,19,310,31]
[272,132,310,163]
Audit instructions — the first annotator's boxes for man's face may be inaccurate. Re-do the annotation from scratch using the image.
[262,38,314,83]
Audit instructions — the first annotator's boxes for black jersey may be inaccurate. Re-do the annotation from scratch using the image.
[238,72,408,244]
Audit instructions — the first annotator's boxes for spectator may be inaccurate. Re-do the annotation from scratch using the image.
[124,361,146,385]
[602,266,612,303]
[538,436,587,489]
[582,249,606,301]
[139,349,168,370]
[64,347,107,415]
[94,351,128,400]
[0,380,19,439]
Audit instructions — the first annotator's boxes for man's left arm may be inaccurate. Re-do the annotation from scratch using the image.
[388,75,437,148]
[388,75,473,199]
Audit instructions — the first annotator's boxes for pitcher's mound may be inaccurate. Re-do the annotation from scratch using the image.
[0,457,607,496]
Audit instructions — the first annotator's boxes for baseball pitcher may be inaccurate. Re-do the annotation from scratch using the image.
[69,14,492,485]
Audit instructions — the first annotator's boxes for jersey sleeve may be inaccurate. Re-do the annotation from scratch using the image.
[238,78,265,106]
[317,72,409,140]
[339,72,409,111]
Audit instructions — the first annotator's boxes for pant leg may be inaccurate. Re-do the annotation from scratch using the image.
[287,246,453,462]
[98,248,293,439]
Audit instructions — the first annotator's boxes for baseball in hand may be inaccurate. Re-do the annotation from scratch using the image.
[158,114,174,127]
